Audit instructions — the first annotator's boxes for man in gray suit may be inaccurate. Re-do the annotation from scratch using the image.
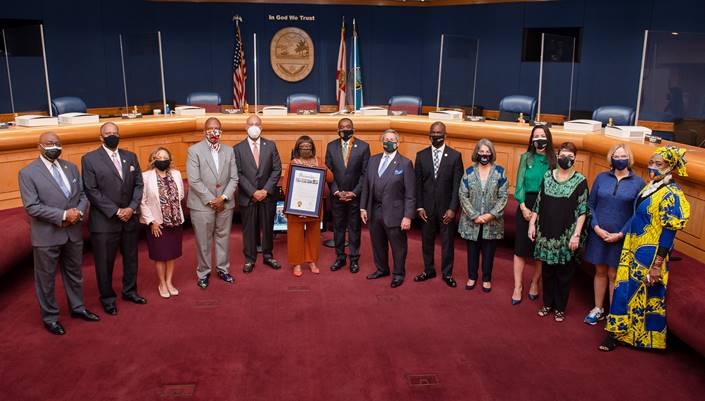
[233,115,282,273]
[187,117,239,289]
[19,132,100,335]
[360,129,416,288]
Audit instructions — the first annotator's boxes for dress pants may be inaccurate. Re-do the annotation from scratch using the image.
[542,261,576,312]
[33,240,85,324]
[287,216,321,265]
[421,208,455,277]
[241,199,276,263]
[92,227,139,307]
[331,197,362,262]
[191,208,234,279]
[370,203,407,279]
[466,227,497,282]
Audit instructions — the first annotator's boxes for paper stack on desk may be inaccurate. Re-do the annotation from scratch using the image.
[15,115,59,127]
[605,126,651,140]
[58,112,100,125]
[564,119,602,132]
[357,106,388,116]
[262,106,288,116]
[174,106,206,116]
[428,110,463,121]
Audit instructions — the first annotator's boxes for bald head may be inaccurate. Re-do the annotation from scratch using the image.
[39,131,60,146]
[100,122,119,136]
[38,132,62,160]
[246,115,262,127]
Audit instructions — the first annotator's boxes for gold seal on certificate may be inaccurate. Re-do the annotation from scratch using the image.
[284,164,325,218]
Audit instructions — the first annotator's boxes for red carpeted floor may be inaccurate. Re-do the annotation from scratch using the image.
[1,226,704,401]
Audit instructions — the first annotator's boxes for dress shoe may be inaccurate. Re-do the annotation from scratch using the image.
[217,271,235,283]
[366,270,390,280]
[443,276,457,288]
[465,280,476,290]
[528,293,539,301]
[263,258,281,270]
[309,264,320,274]
[122,294,147,304]
[482,286,492,293]
[104,304,118,315]
[44,321,65,336]
[71,309,100,321]
[167,285,179,296]
[391,278,404,288]
[197,276,209,289]
[349,261,360,274]
[414,271,437,282]
[330,259,346,271]
[511,298,522,306]
[158,284,171,299]
[243,262,255,273]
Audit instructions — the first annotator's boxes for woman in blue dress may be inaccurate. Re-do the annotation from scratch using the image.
[583,144,645,325]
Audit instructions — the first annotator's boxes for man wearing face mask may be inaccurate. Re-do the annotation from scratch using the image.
[187,117,239,289]
[233,115,283,273]
[360,129,415,288]
[413,122,464,287]
[325,118,370,273]
[19,132,99,335]
[82,122,145,315]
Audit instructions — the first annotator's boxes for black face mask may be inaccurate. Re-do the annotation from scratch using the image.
[42,146,62,161]
[533,138,548,150]
[430,136,444,148]
[558,156,575,170]
[338,129,354,141]
[154,160,171,171]
[478,154,491,165]
[299,149,314,159]
[103,135,120,149]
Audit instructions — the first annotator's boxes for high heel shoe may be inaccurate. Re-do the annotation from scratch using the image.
[511,285,522,305]
[528,293,538,301]
[293,265,303,277]
[309,264,320,274]
[465,280,476,290]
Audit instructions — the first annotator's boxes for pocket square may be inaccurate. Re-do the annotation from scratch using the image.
[72,178,77,183]
[394,169,403,175]
[129,165,135,172]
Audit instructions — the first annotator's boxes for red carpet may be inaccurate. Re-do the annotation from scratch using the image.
[1,226,704,401]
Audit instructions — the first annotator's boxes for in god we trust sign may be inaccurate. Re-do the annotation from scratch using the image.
[270,27,314,82]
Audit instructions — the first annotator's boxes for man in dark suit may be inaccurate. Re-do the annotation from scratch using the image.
[82,122,146,315]
[414,121,464,287]
[233,115,283,273]
[360,129,415,288]
[19,132,100,335]
[325,118,370,273]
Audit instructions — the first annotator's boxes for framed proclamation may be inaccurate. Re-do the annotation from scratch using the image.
[284,164,325,218]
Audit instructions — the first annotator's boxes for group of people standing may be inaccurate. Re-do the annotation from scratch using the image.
[19,117,690,354]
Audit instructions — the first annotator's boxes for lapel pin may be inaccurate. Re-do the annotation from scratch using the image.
[354,144,358,148]
[123,159,126,163]
[444,154,448,157]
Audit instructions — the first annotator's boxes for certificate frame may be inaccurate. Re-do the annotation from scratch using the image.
[284,164,325,218]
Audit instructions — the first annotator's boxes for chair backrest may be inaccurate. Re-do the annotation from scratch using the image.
[592,105,636,126]
[388,95,422,115]
[186,92,221,106]
[286,93,320,113]
[51,96,87,115]
[498,95,536,122]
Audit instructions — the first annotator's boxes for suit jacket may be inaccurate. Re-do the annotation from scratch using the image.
[414,145,463,214]
[324,137,370,197]
[19,157,88,247]
[233,137,282,207]
[360,152,416,228]
[82,146,144,233]
[139,168,185,225]
[186,140,239,211]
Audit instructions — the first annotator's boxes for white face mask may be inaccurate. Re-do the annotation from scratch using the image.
[247,125,261,140]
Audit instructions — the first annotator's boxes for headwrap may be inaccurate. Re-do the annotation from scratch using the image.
[654,145,688,177]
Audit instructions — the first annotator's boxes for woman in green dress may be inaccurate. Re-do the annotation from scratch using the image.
[512,126,557,305]
[528,142,589,322]
[600,145,690,351]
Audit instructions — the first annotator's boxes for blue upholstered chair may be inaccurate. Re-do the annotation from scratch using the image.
[50,96,87,116]
[592,105,636,126]
[498,95,537,122]
[388,95,422,115]
[286,93,320,113]
[186,92,222,112]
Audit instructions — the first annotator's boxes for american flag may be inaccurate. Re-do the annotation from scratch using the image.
[232,17,247,110]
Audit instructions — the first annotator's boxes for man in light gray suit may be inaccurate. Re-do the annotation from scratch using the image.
[187,117,239,289]
[19,132,100,336]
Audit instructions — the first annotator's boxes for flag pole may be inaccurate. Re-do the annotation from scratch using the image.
[353,18,357,112]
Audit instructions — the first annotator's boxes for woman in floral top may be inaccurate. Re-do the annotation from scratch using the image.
[528,142,588,322]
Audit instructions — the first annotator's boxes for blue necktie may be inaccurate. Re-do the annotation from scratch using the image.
[51,163,71,198]
[378,155,390,177]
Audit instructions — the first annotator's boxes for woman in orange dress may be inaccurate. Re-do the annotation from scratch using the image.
[282,135,334,277]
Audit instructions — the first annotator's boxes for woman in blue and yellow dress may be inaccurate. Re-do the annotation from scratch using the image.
[600,145,690,351]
